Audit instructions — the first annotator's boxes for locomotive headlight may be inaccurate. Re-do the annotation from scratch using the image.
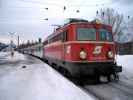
[108,51,114,58]
[80,51,87,60]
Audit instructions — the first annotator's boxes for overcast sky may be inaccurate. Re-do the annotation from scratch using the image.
[0,0,133,44]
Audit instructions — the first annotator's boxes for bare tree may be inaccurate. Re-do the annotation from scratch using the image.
[126,17,133,41]
[96,8,124,41]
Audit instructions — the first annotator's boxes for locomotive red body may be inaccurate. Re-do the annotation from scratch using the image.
[43,18,122,80]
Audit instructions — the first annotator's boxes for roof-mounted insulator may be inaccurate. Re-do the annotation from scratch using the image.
[91,19,101,24]
[64,18,88,25]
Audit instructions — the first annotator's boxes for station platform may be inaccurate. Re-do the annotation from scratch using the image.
[0,52,95,100]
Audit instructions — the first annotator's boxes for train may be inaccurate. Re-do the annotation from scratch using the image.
[19,18,122,83]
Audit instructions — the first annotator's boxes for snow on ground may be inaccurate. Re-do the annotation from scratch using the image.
[116,55,133,80]
[0,51,26,65]
[84,55,133,100]
[0,52,96,100]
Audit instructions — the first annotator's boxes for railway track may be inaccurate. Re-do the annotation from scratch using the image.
[45,60,133,100]
[109,81,133,95]
[81,80,133,100]
[29,56,133,100]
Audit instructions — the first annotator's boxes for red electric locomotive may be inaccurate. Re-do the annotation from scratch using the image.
[43,18,122,82]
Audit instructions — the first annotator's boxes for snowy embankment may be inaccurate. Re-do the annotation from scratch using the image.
[116,55,133,80]
[0,52,96,100]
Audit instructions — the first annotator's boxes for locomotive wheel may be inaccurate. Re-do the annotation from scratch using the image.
[80,75,101,85]
[51,63,57,69]
[70,77,81,85]
[107,75,111,82]
[94,75,100,84]
[113,73,119,81]
[58,67,71,78]
[94,69,100,84]
[106,73,119,82]
[45,60,49,64]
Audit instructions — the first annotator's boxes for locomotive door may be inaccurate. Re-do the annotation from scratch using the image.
[62,30,68,62]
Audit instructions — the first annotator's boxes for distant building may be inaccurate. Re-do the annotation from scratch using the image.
[1,43,16,52]
[0,43,7,51]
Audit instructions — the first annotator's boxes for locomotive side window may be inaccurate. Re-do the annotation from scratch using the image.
[49,33,62,43]
[77,28,96,41]
[62,31,68,42]
[99,29,113,41]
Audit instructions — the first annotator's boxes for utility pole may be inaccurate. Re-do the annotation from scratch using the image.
[8,32,16,47]
[8,32,16,56]
[18,35,20,47]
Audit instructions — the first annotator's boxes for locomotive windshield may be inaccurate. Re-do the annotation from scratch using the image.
[77,28,96,41]
[99,29,113,41]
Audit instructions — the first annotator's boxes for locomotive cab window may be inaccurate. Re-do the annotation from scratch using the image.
[77,28,96,41]
[99,29,113,41]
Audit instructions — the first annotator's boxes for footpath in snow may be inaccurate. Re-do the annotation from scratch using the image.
[0,52,95,100]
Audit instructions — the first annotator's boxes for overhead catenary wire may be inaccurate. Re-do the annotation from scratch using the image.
[0,0,112,19]
[1,1,111,9]
[0,0,112,21]
[1,4,110,9]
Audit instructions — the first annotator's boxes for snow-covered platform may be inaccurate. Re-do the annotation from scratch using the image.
[0,52,95,100]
